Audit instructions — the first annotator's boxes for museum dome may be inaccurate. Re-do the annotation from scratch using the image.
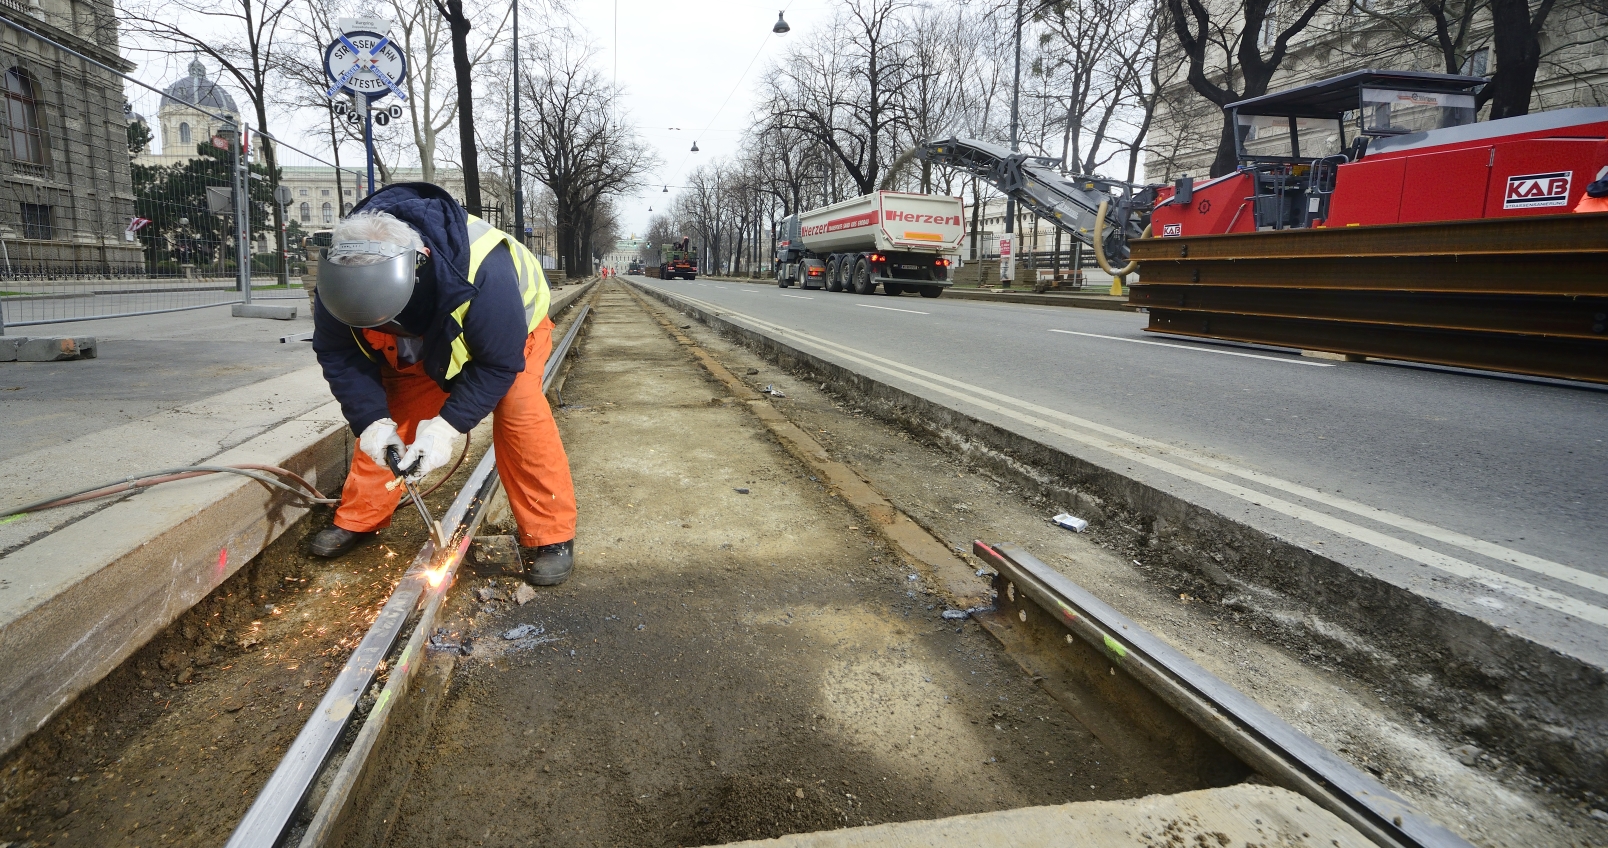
[160,58,237,114]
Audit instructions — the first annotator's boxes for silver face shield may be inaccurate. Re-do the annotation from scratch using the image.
[317,241,423,328]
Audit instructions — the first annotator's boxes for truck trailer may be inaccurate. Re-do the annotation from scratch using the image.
[774,191,965,297]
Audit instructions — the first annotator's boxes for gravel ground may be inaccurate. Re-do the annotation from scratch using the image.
[379,285,1209,846]
[655,288,1608,848]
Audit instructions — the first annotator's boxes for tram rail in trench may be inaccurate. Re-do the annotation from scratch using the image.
[226,288,1470,848]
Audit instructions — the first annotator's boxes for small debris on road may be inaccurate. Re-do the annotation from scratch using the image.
[746,368,759,375]
[763,384,787,397]
[514,584,536,605]
[735,487,750,494]
[503,624,539,640]
[1051,513,1089,532]
[941,609,969,620]
[1451,744,1484,766]
[474,586,497,602]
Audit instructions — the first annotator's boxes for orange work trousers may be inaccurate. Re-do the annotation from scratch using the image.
[333,315,577,548]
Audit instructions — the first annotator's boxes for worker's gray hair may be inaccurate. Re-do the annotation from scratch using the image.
[328,211,424,265]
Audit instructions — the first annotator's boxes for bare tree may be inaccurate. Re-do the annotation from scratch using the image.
[1164,0,1335,175]
[432,0,483,213]
[761,0,915,194]
[125,0,297,277]
[520,42,655,275]
[392,0,510,182]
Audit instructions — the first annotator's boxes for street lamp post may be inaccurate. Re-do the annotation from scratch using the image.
[1002,0,1023,289]
[512,0,525,248]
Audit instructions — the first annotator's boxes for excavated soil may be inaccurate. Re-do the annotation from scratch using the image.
[379,286,1207,846]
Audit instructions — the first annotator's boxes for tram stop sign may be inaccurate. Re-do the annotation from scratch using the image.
[323,29,408,102]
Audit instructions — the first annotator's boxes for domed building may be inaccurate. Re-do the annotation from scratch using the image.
[135,58,242,167]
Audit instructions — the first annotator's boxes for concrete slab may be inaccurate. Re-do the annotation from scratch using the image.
[721,784,1372,848]
[232,302,298,320]
[0,304,318,461]
[13,336,97,360]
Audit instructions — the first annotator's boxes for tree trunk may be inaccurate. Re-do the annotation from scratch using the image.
[1485,0,1553,118]
[443,0,482,214]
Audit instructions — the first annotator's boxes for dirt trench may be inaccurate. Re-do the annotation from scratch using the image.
[0,299,586,846]
[375,285,1210,846]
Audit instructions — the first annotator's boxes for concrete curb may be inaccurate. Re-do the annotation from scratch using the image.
[695,276,1133,311]
[940,288,1132,311]
[0,403,350,759]
[0,279,597,761]
[630,280,1606,794]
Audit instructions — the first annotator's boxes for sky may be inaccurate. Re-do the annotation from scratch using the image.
[564,0,836,238]
[120,0,841,240]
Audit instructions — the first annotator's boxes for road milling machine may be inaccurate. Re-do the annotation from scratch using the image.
[914,69,1608,383]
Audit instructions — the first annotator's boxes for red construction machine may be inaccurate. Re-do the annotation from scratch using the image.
[919,70,1608,383]
[1149,70,1608,236]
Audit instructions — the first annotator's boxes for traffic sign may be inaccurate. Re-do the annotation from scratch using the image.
[323,30,408,101]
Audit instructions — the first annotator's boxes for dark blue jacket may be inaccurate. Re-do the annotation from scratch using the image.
[312,183,530,436]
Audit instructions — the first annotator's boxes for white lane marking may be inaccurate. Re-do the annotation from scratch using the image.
[779,294,814,300]
[647,287,1608,626]
[1049,329,1333,367]
[857,304,930,315]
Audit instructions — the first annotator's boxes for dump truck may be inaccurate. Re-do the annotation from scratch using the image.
[659,238,698,280]
[774,191,965,297]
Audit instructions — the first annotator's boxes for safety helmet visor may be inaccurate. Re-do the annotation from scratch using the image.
[317,240,423,328]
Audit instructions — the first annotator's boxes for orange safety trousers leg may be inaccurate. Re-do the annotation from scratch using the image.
[333,316,577,547]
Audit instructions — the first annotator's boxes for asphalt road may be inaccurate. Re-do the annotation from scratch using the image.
[633,275,1608,639]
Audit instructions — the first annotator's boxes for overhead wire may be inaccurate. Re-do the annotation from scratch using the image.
[659,1,797,194]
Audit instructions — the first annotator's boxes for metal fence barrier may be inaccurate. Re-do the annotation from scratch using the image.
[0,15,362,334]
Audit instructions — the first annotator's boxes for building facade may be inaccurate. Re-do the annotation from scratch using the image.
[277,166,469,232]
[601,236,645,272]
[0,0,140,276]
[1146,4,1608,181]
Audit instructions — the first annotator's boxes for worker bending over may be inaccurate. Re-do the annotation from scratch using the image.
[308,182,576,586]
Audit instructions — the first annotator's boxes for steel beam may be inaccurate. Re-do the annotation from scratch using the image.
[1132,286,1608,339]
[1145,309,1608,383]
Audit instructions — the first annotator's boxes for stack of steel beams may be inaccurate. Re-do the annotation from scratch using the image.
[1129,212,1608,383]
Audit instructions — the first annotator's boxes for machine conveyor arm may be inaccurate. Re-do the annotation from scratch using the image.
[915,137,1152,264]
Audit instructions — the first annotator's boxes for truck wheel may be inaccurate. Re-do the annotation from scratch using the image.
[881,283,903,296]
[826,257,845,292]
[919,286,942,298]
[853,258,875,294]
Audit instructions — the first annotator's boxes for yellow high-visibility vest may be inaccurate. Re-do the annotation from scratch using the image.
[444,215,551,380]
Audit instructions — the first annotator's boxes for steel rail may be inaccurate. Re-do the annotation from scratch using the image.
[973,540,1474,848]
[225,300,594,848]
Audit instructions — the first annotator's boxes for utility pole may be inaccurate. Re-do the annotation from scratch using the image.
[1002,0,1022,289]
[512,0,524,245]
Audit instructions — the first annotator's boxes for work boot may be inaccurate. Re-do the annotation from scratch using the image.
[521,540,574,586]
[308,525,378,558]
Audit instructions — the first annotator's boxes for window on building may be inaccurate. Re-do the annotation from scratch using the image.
[1461,47,1489,77]
[299,188,309,196]
[1259,2,1281,48]
[20,202,52,239]
[321,202,333,224]
[342,203,353,215]
[343,189,352,196]
[320,188,330,196]
[299,201,311,222]
[178,121,191,145]
[5,69,44,165]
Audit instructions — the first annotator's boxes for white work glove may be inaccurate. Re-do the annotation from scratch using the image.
[359,418,405,469]
[399,416,462,481]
